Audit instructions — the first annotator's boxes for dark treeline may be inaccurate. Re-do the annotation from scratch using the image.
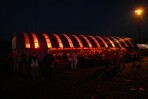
[134,38,148,43]
[0,39,11,54]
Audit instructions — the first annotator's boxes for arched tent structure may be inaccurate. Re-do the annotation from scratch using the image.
[12,32,138,59]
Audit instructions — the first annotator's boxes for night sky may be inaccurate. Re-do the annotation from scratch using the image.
[0,0,148,40]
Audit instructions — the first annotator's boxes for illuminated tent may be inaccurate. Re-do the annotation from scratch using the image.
[12,32,138,59]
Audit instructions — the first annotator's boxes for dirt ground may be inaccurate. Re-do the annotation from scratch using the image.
[0,57,148,99]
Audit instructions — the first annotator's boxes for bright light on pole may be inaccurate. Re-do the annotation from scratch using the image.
[134,8,144,42]
[134,8,143,16]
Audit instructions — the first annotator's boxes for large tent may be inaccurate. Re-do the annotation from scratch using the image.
[12,32,138,59]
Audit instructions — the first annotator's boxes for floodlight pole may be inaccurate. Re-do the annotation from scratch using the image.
[134,8,143,43]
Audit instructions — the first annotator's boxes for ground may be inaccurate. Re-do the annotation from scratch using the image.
[0,57,148,99]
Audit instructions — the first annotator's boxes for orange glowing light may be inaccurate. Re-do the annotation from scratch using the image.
[72,35,83,48]
[104,36,115,47]
[116,37,128,47]
[96,36,108,47]
[62,34,74,48]
[123,38,134,47]
[23,33,31,48]
[53,34,63,48]
[80,35,92,48]
[43,34,52,48]
[31,33,39,48]
[135,8,143,16]
[110,37,123,48]
[88,35,100,48]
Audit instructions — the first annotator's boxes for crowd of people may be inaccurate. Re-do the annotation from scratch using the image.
[53,48,143,69]
[12,52,54,81]
[0,48,143,81]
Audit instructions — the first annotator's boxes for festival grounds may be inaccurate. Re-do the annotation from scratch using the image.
[0,57,148,99]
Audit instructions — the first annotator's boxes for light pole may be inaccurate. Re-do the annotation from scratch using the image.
[134,8,144,42]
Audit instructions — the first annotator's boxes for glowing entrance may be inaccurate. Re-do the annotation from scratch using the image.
[62,34,74,48]
[24,33,31,48]
[43,34,52,48]
[53,34,63,48]
[72,35,83,48]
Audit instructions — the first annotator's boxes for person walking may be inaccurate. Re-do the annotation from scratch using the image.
[71,53,78,70]
[43,52,54,81]
[30,55,39,80]
[19,52,27,74]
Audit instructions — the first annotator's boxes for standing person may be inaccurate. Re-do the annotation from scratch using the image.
[71,53,78,70]
[30,54,39,80]
[121,51,126,69]
[13,55,19,73]
[43,51,54,81]
[67,53,72,68]
[20,52,27,74]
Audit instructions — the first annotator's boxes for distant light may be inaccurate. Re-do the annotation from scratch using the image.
[135,8,143,16]
[137,44,148,49]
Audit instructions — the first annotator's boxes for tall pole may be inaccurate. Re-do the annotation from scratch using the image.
[134,8,143,42]
[137,15,142,42]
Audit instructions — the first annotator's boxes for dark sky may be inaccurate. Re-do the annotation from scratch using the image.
[0,0,148,40]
